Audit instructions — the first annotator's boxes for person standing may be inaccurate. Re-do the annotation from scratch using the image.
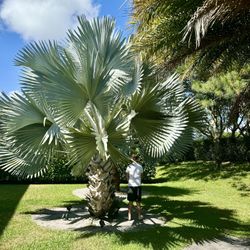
[126,154,143,221]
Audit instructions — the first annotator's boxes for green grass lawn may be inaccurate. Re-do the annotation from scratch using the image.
[0,161,249,250]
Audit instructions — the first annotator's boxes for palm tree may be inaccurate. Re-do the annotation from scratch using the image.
[183,0,250,46]
[0,17,203,218]
[131,0,250,77]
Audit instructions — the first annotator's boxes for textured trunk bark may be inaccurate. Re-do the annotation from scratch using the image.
[112,165,120,192]
[86,155,115,218]
[213,137,222,169]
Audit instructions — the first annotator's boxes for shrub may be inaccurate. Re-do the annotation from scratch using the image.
[193,136,250,162]
[0,157,85,184]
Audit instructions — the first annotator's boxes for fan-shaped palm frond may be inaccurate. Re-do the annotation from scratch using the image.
[0,92,63,177]
[106,108,137,164]
[65,127,97,168]
[16,42,89,127]
[122,58,143,96]
[129,72,202,159]
[0,92,44,133]
[67,17,132,99]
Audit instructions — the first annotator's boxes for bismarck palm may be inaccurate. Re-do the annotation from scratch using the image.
[0,17,203,217]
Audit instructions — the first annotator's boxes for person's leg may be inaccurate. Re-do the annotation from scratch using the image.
[128,201,133,220]
[136,186,142,220]
[136,201,142,219]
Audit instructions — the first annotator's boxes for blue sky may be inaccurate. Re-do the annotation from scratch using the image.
[0,0,132,94]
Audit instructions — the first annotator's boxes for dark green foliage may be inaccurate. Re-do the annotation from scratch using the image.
[0,168,18,183]
[141,162,156,181]
[157,136,250,164]
[0,155,156,184]
[39,158,86,183]
[0,157,85,184]
[182,137,250,163]
[131,0,250,79]
[191,68,250,140]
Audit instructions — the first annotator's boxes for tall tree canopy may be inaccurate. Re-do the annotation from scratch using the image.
[131,0,250,77]
[192,68,249,140]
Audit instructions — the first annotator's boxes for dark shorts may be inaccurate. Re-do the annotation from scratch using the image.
[127,186,142,202]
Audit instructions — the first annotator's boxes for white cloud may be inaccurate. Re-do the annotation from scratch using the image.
[0,0,100,41]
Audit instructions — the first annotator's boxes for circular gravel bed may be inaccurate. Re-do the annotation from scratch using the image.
[32,206,167,232]
[32,187,166,232]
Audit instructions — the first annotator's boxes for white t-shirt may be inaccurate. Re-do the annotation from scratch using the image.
[126,162,143,187]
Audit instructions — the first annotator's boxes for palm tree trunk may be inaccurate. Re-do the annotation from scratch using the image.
[86,155,115,218]
[112,165,120,192]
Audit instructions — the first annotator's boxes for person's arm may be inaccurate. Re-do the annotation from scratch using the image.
[140,172,143,183]
[140,165,143,182]
[126,166,129,182]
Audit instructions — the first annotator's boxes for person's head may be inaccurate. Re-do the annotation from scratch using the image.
[132,154,139,161]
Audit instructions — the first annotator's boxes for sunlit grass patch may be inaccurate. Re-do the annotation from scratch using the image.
[0,163,249,250]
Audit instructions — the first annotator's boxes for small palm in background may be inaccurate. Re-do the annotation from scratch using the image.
[0,17,204,218]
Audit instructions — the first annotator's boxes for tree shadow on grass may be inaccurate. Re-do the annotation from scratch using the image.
[73,185,249,250]
[154,161,250,183]
[23,199,87,218]
[21,185,249,249]
[142,185,196,197]
[0,184,29,237]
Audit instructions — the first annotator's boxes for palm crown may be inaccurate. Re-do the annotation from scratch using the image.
[0,16,203,178]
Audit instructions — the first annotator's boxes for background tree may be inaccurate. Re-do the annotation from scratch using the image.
[193,69,249,138]
[191,68,249,165]
[0,17,203,218]
[131,0,250,77]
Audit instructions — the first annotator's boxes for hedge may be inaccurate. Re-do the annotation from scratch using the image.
[181,136,250,163]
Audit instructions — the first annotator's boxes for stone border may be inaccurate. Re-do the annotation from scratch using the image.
[32,206,167,232]
[31,188,166,232]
